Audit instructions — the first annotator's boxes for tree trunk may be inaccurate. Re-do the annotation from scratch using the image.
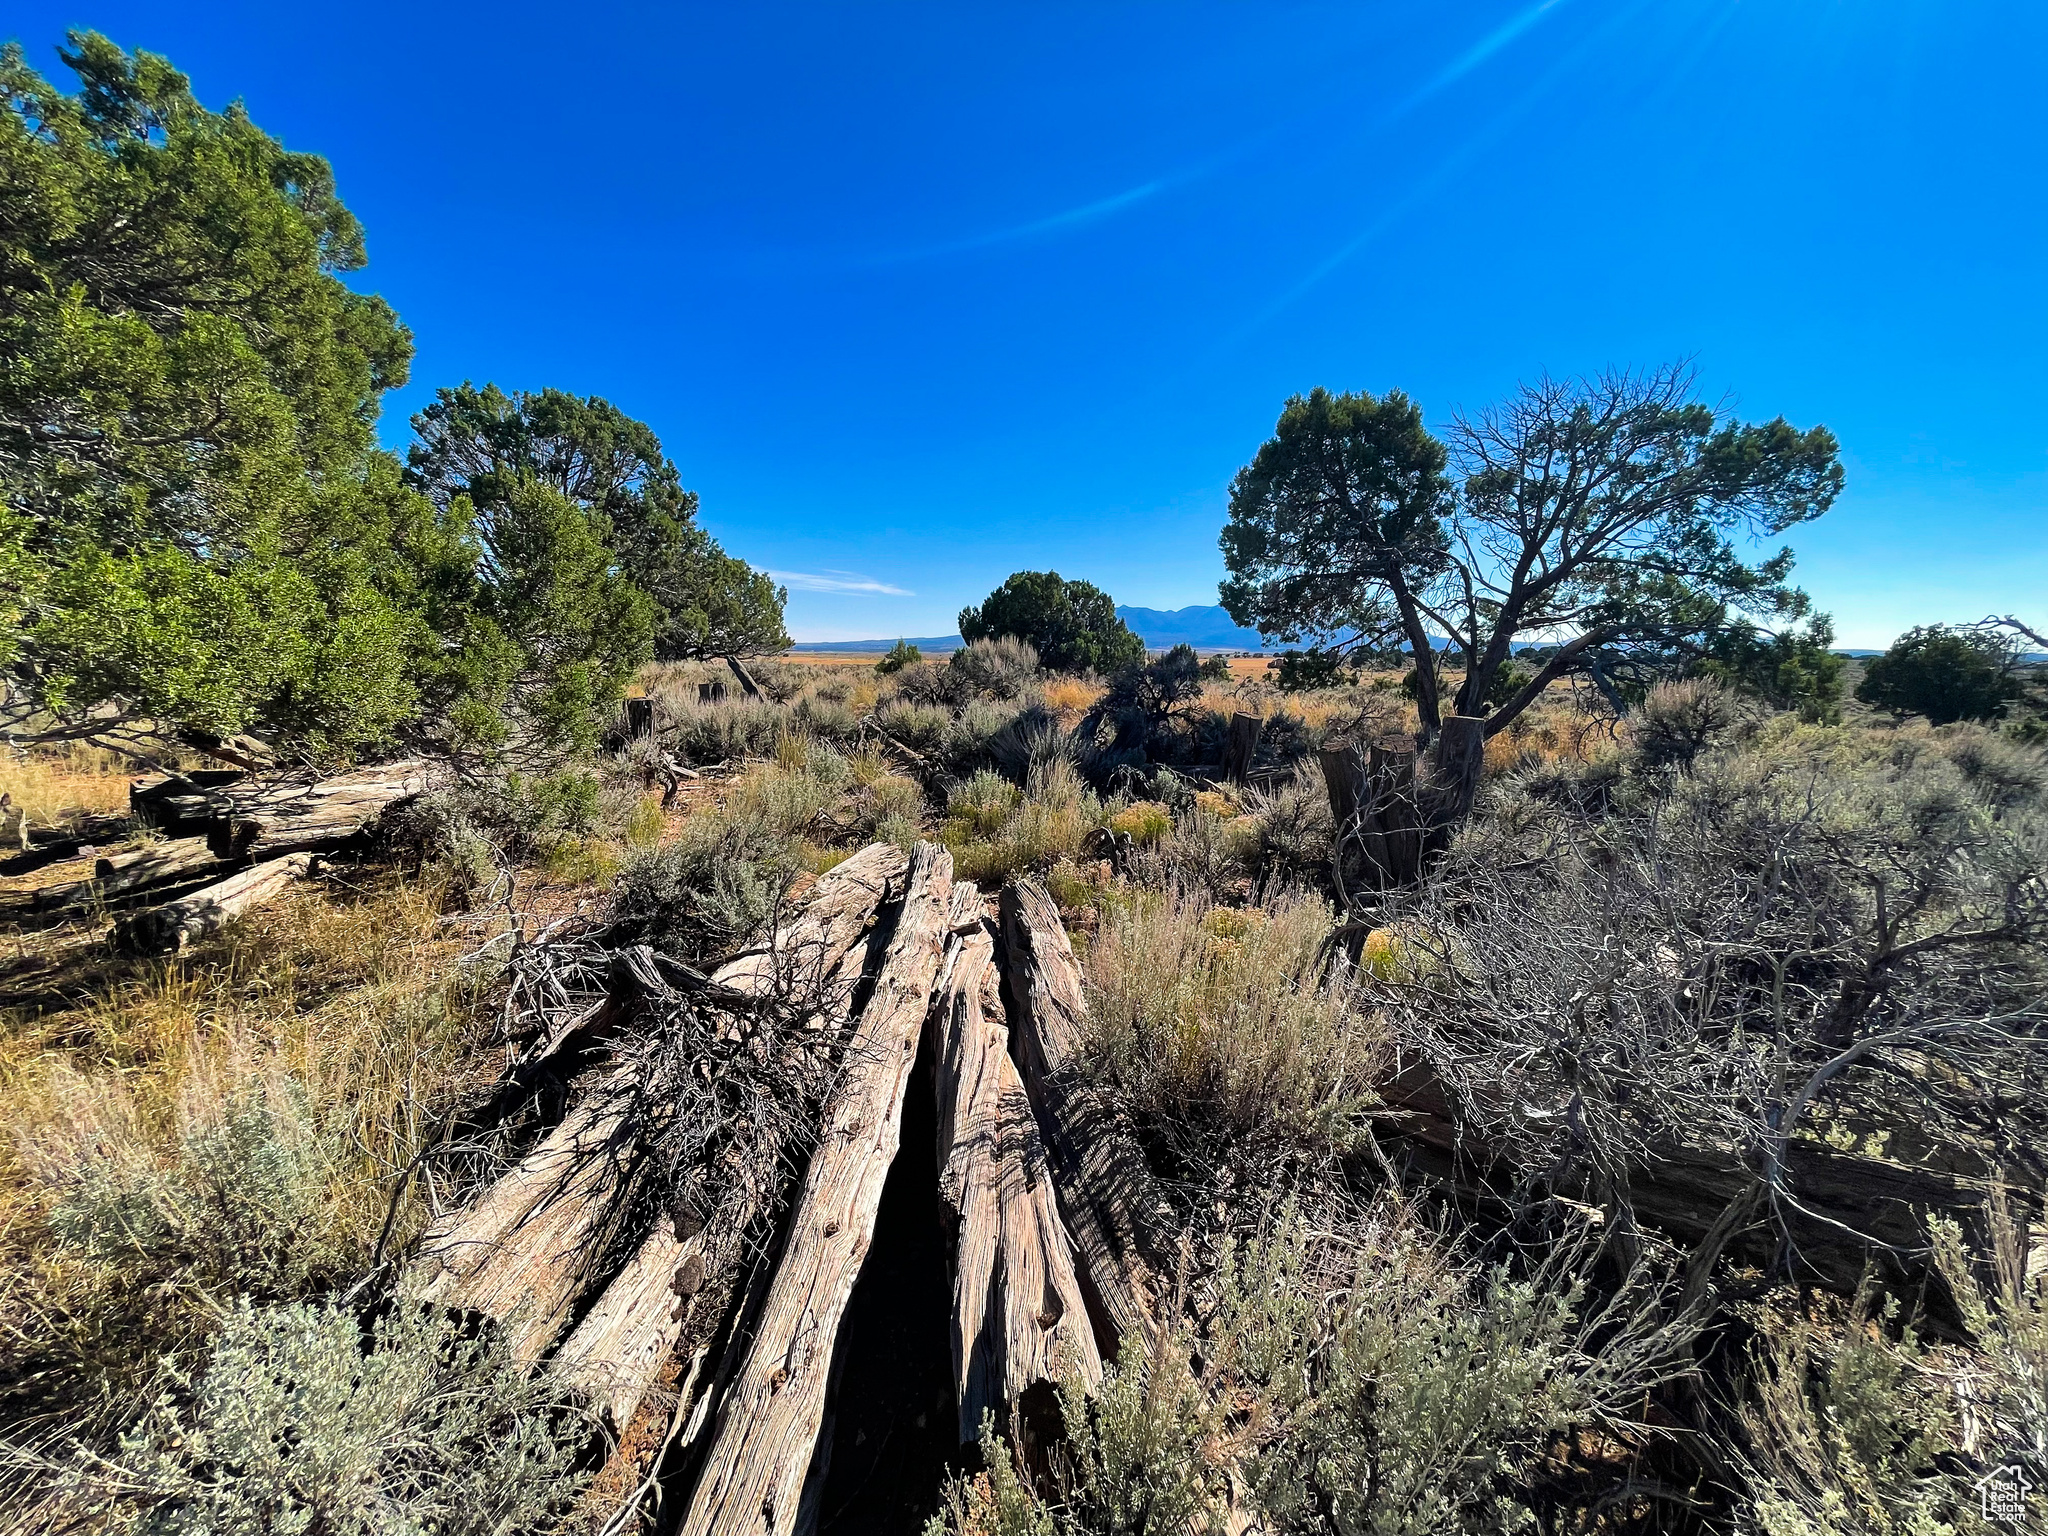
[94,837,225,897]
[1319,737,1425,887]
[934,882,1103,1446]
[679,842,955,1536]
[625,696,655,739]
[726,656,765,698]
[998,877,1159,1356]
[1428,714,1487,825]
[113,853,313,953]
[1222,712,1263,784]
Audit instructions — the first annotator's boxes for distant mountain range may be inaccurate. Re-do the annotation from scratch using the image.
[786,605,1269,654]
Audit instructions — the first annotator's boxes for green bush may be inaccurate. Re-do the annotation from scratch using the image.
[876,638,922,674]
[611,804,798,963]
[949,769,1023,836]
[958,571,1145,675]
[1857,625,2018,724]
[60,1299,589,1533]
[877,698,952,755]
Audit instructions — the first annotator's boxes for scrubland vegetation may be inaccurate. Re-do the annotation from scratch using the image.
[4,28,2046,1536]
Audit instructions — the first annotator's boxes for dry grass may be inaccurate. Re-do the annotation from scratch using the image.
[0,745,136,829]
[0,867,497,1420]
[1037,675,1105,714]
[1084,884,1385,1165]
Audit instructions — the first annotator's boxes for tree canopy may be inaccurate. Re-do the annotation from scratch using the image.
[0,35,784,760]
[1855,625,2018,725]
[958,571,1144,675]
[406,384,787,662]
[0,33,425,750]
[1220,366,1842,796]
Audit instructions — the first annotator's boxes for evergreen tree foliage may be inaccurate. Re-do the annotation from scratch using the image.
[1856,624,2018,725]
[958,570,1145,675]
[0,33,423,750]
[406,383,788,661]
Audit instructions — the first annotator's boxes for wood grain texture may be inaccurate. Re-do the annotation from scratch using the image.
[934,881,1101,1444]
[678,841,954,1536]
[211,759,450,858]
[999,876,1159,1355]
[552,1218,705,1431]
[405,842,907,1372]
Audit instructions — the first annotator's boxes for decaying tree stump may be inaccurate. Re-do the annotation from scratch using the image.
[1318,735,1425,886]
[934,881,1102,1445]
[113,853,313,953]
[678,841,955,1536]
[999,877,1159,1355]
[1222,711,1263,784]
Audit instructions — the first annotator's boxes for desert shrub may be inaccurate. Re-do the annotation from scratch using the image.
[877,698,953,755]
[930,1212,1660,1536]
[25,1071,343,1307]
[943,697,1024,773]
[1857,624,2019,725]
[1631,677,1745,770]
[857,772,926,839]
[792,694,860,743]
[47,1299,589,1533]
[889,658,967,708]
[950,769,1024,836]
[1243,767,1334,880]
[1739,1292,1973,1535]
[1085,888,1382,1168]
[668,697,785,763]
[1931,723,2048,813]
[950,635,1040,699]
[948,758,1102,884]
[1107,800,1172,845]
[1144,806,1260,899]
[611,800,799,962]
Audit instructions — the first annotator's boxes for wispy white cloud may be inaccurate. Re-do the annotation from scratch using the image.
[1392,0,1571,117]
[768,569,914,597]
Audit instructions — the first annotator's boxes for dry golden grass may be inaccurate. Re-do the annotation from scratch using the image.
[0,745,135,829]
[0,865,501,1416]
[1038,675,1104,714]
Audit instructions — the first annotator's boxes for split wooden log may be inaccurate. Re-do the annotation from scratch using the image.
[934,880,1102,1445]
[552,1216,707,1431]
[36,836,229,911]
[210,759,449,859]
[130,770,243,836]
[999,877,1159,1355]
[406,842,909,1373]
[113,853,312,954]
[678,841,955,1536]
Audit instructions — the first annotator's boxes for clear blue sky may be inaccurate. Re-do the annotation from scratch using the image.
[12,2,2046,645]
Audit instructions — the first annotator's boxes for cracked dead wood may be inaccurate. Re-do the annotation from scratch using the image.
[678,840,954,1536]
[406,843,908,1373]
[210,759,450,858]
[1000,876,1159,1355]
[112,852,313,954]
[933,880,1102,1445]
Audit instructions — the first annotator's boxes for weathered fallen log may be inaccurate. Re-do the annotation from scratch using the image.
[726,656,765,699]
[678,841,954,1536]
[406,843,909,1372]
[35,836,229,911]
[113,853,313,954]
[1000,877,1159,1354]
[210,759,450,858]
[130,770,243,836]
[934,881,1102,1445]
[1374,1061,2037,1304]
[552,1215,706,1432]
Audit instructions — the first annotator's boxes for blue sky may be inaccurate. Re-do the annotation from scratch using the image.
[12,2,2046,645]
